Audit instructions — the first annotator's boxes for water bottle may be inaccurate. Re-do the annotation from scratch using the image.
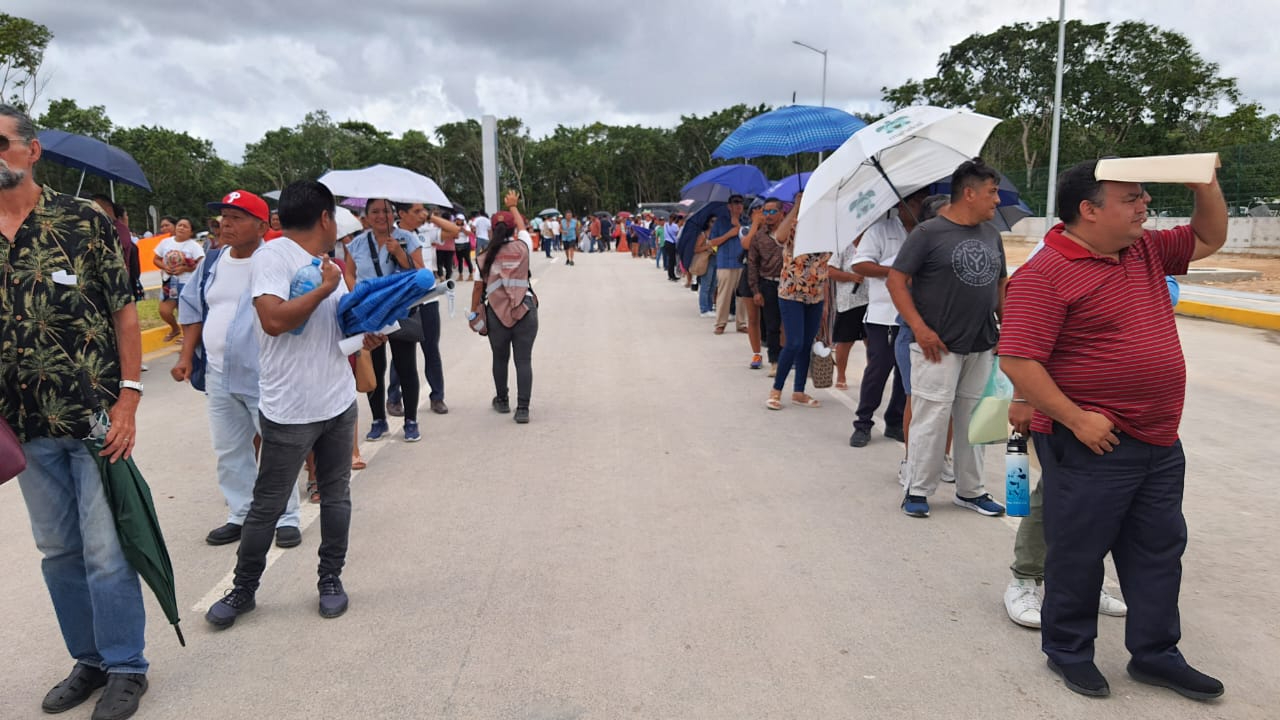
[468,311,486,334]
[1005,432,1031,517]
[287,258,323,336]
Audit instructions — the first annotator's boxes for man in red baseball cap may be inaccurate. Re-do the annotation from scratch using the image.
[172,189,304,549]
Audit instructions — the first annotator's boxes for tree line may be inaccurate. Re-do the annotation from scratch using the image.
[7,13,1277,229]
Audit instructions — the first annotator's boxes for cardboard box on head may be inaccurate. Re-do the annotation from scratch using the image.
[1094,153,1221,185]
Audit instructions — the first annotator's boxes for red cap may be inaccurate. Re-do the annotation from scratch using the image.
[206,190,269,223]
[491,210,516,228]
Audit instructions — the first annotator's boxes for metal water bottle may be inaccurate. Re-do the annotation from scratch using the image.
[1005,432,1031,517]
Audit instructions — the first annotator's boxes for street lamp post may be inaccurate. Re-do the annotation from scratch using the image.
[793,40,828,162]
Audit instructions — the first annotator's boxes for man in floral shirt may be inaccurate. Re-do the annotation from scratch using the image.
[0,105,148,719]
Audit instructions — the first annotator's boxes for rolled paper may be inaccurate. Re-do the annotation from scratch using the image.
[1094,153,1221,184]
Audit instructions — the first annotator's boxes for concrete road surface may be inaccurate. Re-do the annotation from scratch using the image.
[2,252,1277,720]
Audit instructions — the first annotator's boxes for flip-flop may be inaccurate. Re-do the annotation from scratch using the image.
[351,458,367,470]
[163,330,180,342]
[834,381,848,390]
[793,395,822,408]
[765,395,783,411]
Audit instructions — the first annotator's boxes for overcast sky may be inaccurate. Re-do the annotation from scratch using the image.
[14,0,1280,162]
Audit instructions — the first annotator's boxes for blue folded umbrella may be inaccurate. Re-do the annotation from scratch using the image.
[338,270,436,335]
[712,105,867,159]
[680,164,770,197]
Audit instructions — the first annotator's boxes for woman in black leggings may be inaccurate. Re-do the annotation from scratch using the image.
[454,214,476,280]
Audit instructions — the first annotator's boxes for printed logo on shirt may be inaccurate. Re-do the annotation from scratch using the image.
[952,238,1001,287]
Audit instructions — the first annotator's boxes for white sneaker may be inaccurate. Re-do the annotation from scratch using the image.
[699,311,715,318]
[1098,588,1128,617]
[1004,578,1042,628]
[941,455,955,483]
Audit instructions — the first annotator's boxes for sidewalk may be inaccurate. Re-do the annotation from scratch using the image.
[1177,283,1280,330]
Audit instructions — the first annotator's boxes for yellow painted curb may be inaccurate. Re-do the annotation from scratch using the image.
[141,327,180,355]
[1176,301,1280,331]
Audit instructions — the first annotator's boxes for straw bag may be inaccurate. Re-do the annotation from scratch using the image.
[808,285,836,389]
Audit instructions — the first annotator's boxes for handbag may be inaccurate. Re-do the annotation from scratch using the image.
[365,232,425,343]
[808,284,837,389]
[354,350,377,393]
[968,360,1015,445]
[0,415,26,484]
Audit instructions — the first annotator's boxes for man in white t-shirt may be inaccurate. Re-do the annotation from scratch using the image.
[848,190,927,448]
[472,212,491,252]
[173,190,303,549]
[205,181,384,629]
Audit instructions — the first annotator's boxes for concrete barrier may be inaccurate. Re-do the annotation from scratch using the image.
[1009,216,1280,256]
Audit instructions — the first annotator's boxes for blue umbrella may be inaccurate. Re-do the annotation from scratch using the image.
[36,129,152,192]
[677,201,735,270]
[680,164,770,197]
[926,172,1032,232]
[762,172,813,202]
[712,105,867,159]
[338,269,437,335]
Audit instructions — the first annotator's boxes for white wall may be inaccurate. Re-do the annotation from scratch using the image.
[1008,216,1280,256]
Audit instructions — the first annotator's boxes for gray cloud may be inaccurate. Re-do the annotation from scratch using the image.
[13,0,1278,162]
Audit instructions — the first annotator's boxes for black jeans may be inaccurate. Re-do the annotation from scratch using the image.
[418,302,444,402]
[1038,424,1188,668]
[853,322,905,432]
[235,403,357,591]
[662,243,679,279]
[456,244,475,275]
[436,250,456,280]
[487,305,537,408]
[758,279,782,363]
[369,338,419,421]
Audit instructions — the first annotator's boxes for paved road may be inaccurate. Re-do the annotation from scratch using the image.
[3,252,1278,719]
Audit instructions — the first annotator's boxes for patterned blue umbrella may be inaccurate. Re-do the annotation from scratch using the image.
[712,105,867,159]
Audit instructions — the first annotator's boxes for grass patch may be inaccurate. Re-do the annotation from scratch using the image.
[136,298,165,331]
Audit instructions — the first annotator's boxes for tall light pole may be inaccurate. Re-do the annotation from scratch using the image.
[791,40,827,107]
[793,40,828,163]
[1044,0,1067,231]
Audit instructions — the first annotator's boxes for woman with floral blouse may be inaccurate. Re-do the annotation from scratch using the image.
[767,193,831,410]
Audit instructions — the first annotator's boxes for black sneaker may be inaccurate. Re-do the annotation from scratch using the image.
[514,407,530,424]
[205,522,242,546]
[492,396,511,414]
[42,663,108,713]
[849,428,871,447]
[884,425,905,442]
[205,587,255,628]
[275,526,302,548]
[1047,659,1110,697]
[1127,660,1224,700]
[386,396,404,417]
[431,399,449,415]
[91,673,147,720]
[318,575,349,619]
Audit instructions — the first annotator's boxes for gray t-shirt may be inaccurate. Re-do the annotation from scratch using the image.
[892,216,1006,354]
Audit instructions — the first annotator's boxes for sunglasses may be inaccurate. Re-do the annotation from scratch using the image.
[762,209,780,215]
[0,134,11,152]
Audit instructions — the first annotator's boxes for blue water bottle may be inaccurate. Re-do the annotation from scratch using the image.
[287,258,323,336]
[1005,432,1030,517]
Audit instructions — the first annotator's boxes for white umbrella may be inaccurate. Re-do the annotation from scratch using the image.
[318,164,452,207]
[794,106,1002,256]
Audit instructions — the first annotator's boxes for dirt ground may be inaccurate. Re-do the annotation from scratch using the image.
[1003,237,1280,295]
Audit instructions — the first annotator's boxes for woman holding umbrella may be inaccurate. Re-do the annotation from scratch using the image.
[342,198,425,442]
[767,193,831,410]
[471,191,538,424]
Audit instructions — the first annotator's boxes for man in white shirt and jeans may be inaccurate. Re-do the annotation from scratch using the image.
[205,180,384,628]
[848,190,927,448]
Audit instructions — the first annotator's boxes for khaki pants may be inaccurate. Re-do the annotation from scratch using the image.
[904,346,993,498]
[714,268,746,330]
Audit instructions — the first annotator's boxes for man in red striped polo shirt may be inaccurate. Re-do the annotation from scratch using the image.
[999,159,1227,701]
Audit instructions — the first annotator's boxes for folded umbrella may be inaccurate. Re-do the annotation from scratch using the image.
[795,105,1001,257]
[712,105,867,160]
[84,436,184,646]
[680,164,770,197]
[37,130,152,192]
[339,269,438,336]
[319,165,451,206]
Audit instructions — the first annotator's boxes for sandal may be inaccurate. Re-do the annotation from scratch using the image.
[766,391,783,411]
[163,329,180,342]
[351,457,367,471]
[307,480,321,504]
[834,380,848,390]
[792,394,822,408]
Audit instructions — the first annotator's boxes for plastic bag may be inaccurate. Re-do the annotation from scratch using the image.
[968,362,1014,445]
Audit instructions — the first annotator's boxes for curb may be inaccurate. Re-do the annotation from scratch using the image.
[1176,301,1280,331]
[141,326,180,355]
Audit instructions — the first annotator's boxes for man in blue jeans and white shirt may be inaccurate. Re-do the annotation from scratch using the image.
[172,189,302,548]
[206,180,384,628]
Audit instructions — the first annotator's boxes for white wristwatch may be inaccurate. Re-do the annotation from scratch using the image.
[120,380,144,396]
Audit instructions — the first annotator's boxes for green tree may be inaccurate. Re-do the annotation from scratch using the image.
[0,14,52,110]
[37,97,114,139]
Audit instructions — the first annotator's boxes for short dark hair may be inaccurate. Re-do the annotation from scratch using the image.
[727,194,744,204]
[0,104,36,144]
[1056,160,1105,225]
[89,193,116,216]
[160,215,177,226]
[949,157,1000,201]
[278,180,335,231]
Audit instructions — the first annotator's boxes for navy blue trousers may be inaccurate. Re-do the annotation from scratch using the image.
[1036,423,1188,669]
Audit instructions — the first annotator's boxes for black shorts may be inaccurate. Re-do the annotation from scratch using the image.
[563,239,578,249]
[833,306,868,343]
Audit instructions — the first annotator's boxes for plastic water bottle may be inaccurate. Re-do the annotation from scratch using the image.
[287,258,323,336]
[468,311,486,334]
[1005,432,1031,517]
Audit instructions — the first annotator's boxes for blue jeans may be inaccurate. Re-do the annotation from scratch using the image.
[18,437,149,673]
[774,298,824,392]
[697,265,718,314]
[206,368,300,527]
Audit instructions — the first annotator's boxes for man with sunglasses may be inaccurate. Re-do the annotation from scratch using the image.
[0,104,150,719]
[709,194,750,334]
[746,199,788,373]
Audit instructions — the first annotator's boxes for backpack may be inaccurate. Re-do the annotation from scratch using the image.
[188,247,225,392]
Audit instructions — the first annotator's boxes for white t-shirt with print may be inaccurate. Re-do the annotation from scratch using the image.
[850,214,909,326]
[413,224,442,272]
[251,237,355,425]
[202,253,254,374]
[156,237,206,284]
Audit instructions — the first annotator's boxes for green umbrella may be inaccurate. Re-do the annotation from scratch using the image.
[84,438,186,647]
